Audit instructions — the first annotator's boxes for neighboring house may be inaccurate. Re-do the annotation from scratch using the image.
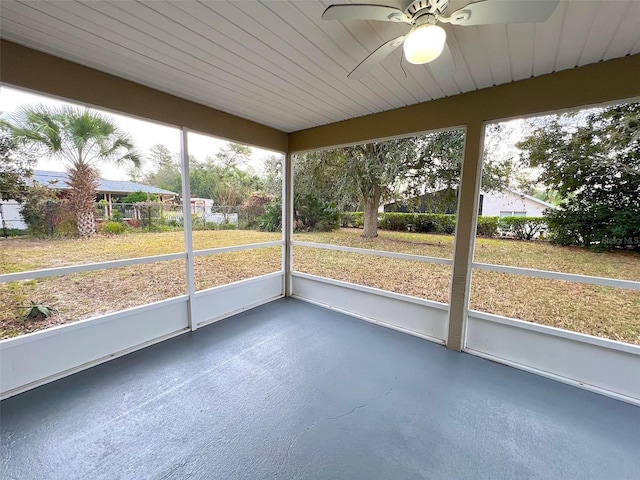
[156,198,239,226]
[479,189,557,217]
[384,189,458,214]
[384,188,557,217]
[190,198,238,225]
[190,197,215,218]
[0,170,178,230]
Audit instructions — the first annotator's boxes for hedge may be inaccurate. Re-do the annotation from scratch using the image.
[476,216,499,237]
[342,212,502,237]
[498,216,547,240]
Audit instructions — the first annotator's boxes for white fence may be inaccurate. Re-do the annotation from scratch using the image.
[0,200,26,231]
[166,209,239,226]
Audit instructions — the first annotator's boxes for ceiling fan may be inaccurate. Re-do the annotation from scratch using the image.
[322,0,560,79]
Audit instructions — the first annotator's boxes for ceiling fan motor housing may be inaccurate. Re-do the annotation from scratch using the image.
[405,0,450,19]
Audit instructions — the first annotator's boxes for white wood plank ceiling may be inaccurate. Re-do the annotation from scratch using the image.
[1,0,639,133]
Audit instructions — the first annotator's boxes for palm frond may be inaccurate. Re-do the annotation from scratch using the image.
[8,104,63,153]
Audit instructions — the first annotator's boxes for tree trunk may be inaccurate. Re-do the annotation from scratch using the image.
[362,188,381,238]
[69,164,98,237]
[76,209,96,237]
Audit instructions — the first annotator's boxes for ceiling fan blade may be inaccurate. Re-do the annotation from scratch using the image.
[447,0,559,26]
[428,42,455,81]
[348,35,406,79]
[322,4,410,23]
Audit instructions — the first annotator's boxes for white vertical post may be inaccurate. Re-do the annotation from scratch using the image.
[283,152,294,296]
[180,127,197,331]
[448,120,485,351]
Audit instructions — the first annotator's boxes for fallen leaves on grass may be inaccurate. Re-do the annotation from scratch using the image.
[470,270,640,344]
[473,237,640,281]
[194,247,281,291]
[0,247,282,340]
[1,228,638,344]
[294,247,451,303]
[0,230,281,274]
[295,230,454,259]
[0,261,187,338]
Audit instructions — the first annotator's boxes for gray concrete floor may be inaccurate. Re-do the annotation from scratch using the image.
[1,297,639,480]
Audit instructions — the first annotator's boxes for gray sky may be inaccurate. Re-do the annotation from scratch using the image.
[1,86,283,180]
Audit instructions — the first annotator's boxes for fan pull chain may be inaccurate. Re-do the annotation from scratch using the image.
[399,53,408,78]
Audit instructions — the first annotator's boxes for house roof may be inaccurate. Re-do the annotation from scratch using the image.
[1,1,638,133]
[32,170,177,196]
[505,188,558,210]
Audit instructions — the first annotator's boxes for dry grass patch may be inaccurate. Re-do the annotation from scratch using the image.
[474,236,640,281]
[0,232,185,274]
[470,271,640,344]
[193,230,281,251]
[299,228,640,281]
[0,230,281,274]
[294,247,451,304]
[2,228,638,344]
[0,229,281,337]
[0,260,187,338]
[195,247,282,291]
[295,229,454,259]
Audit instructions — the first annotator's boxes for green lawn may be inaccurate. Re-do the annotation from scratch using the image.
[1,228,638,344]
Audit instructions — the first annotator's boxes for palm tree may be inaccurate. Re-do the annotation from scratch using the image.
[9,105,141,236]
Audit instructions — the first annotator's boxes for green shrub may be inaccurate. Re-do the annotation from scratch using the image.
[56,215,78,237]
[499,216,546,240]
[110,209,124,223]
[149,224,174,233]
[102,221,127,235]
[137,202,164,231]
[341,212,364,228]
[430,214,456,234]
[412,214,436,233]
[191,221,235,231]
[379,212,415,231]
[295,195,340,232]
[191,220,208,231]
[476,216,499,237]
[545,205,640,251]
[19,184,74,237]
[376,213,457,234]
[259,202,282,232]
[0,228,26,238]
[166,218,182,228]
[217,222,237,230]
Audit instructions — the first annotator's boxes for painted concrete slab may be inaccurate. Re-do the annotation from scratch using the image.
[1,298,639,479]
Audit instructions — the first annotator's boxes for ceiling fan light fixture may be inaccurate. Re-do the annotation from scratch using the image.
[403,24,446,64]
